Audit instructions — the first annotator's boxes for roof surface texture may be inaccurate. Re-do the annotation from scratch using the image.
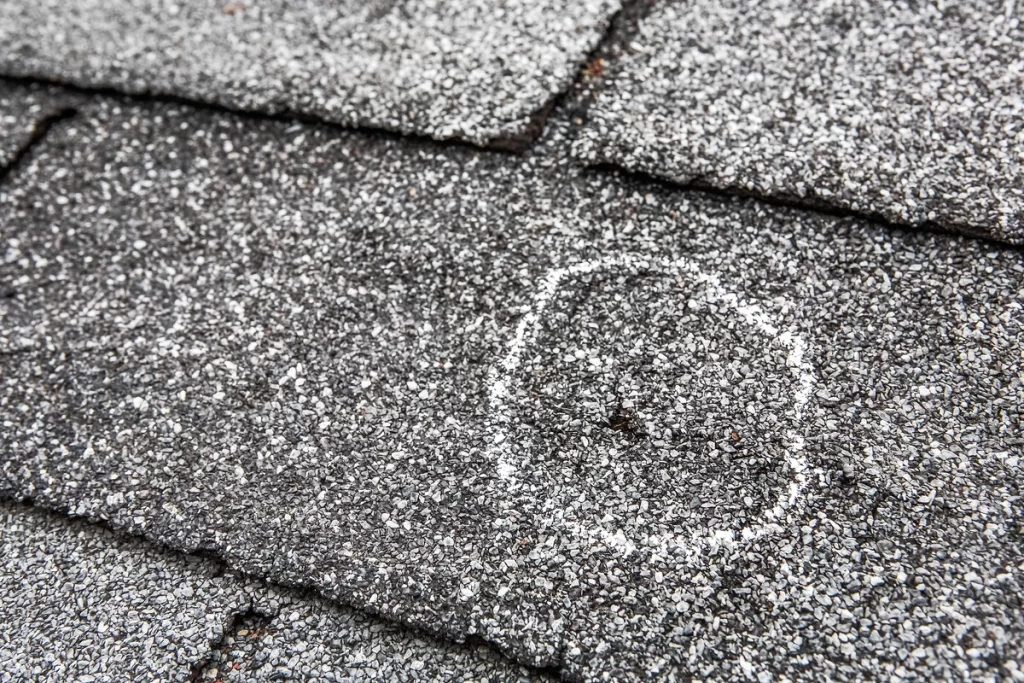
[0,1,1022,681]
[0,0,619,148]
[1,501,546,682]
[575,0,1024,243]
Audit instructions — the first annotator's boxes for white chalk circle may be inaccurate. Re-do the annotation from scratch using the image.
[485,254,818,561]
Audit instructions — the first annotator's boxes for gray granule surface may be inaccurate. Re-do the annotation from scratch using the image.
[0,501,251,682]
[0,501,548,682]
[0,0,619,149]
[574,0,1024,245]
[202,586,550,682]
[1,96,1023,681]
[0,81,79,169]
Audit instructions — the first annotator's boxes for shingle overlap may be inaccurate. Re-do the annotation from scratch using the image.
[0,501,550,682]
[2,95,1021,680]
[0,0,619,148]
[0,501,251,681]
[0,81,79,170]
[575,0,1024,243]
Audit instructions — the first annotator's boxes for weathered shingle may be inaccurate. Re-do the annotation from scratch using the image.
[2,94,1021,680]
[0,501,251,681]
[575,0,1024,243]
[0,0,620,149]
[0,501,550,682]
[0,80,79,170]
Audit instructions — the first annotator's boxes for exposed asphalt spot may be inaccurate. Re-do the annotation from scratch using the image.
[187,605,272,683]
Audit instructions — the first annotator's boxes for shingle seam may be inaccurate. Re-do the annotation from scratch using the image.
[0,73,520,158]
[10,68,1012,252]
[495,0,656,154]
[0,103,77,186]
[582,162,1024,253]
[0,2,647,158]
[2,496,237,677]
[557,0,658,144]
[0,494,562,681]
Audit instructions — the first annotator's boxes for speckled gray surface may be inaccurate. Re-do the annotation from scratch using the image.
[202,586,551,682]
[0,501,251,682]
[0,81,78,169]
[0,501,552,682]
[0,0,619,149]
[575,0,1024,244]
[2,92,1021,681]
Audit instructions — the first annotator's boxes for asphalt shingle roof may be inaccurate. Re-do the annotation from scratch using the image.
[0,501,546,682]
[2,86,1022,680]
[0,0,620,149]
[1,1,1023,681]
[0,82,78,169]
[574,0,1024,244]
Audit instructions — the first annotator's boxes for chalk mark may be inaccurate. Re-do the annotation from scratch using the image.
[485,254,818,562]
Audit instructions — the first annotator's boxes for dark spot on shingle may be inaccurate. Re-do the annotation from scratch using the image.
[607,403,643,438]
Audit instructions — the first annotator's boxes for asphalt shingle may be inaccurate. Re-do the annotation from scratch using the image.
[0,501,551,682]
[2,94,1021,680]
[0,0,620,149]
[0,80,79,170]
[574,0,1024,244]
[0,501,251,682]
[203,587,550,683]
